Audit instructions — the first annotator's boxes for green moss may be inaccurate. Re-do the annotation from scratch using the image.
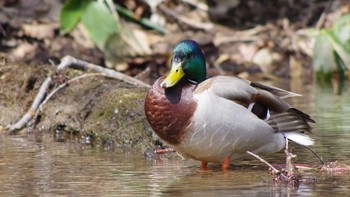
[80,86,153,151]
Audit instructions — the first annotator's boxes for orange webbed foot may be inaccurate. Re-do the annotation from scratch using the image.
[201,161,208,170]
[222,158,231,171]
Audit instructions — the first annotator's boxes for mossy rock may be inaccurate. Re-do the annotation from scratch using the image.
[0,58,158,153]
[38,75,155,152]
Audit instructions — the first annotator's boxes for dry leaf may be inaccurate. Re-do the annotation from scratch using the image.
[21,23,58,40]
[10,41,37,61]
[238,44,259,62]
[252,48,282,73]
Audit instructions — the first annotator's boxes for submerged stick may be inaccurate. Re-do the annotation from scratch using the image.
[285,138,296,175]
[246,151,288,180]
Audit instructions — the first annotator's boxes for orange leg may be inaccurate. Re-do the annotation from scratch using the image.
[222,158,231,171]
[201,161,208,170]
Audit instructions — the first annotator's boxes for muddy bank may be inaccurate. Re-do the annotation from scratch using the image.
[0,57,156,152]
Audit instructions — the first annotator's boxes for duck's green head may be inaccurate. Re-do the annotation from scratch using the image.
[161,40,206,88]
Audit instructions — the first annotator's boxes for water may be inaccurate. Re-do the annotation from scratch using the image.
[1,83,350,196]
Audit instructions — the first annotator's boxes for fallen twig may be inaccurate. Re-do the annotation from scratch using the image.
[38,73,106,112]
[8,77,52,133]
[57,56,150,88]
[247,151,288,180]
[29,73,108,128]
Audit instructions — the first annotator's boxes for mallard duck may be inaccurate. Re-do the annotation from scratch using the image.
[144,40,315,170]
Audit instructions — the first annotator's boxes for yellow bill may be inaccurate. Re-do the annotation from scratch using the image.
[160,62,184,88]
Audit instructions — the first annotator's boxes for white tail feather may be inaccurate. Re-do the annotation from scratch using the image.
[284,133,314,146]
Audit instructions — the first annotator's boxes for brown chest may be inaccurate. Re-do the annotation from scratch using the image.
[144,78,197,145]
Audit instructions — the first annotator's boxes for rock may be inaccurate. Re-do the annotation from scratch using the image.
[0,58,156,152]
[37,77,154,151]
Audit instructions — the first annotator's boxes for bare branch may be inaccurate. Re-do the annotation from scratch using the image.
[8,77,52,133]
[246,151,286,178]
[57,55,150,88]
[39,73,106,112]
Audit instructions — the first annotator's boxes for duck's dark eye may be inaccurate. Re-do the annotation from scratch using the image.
[173,53,185,64]
[173,51,194,64]
[187,53,194,59]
